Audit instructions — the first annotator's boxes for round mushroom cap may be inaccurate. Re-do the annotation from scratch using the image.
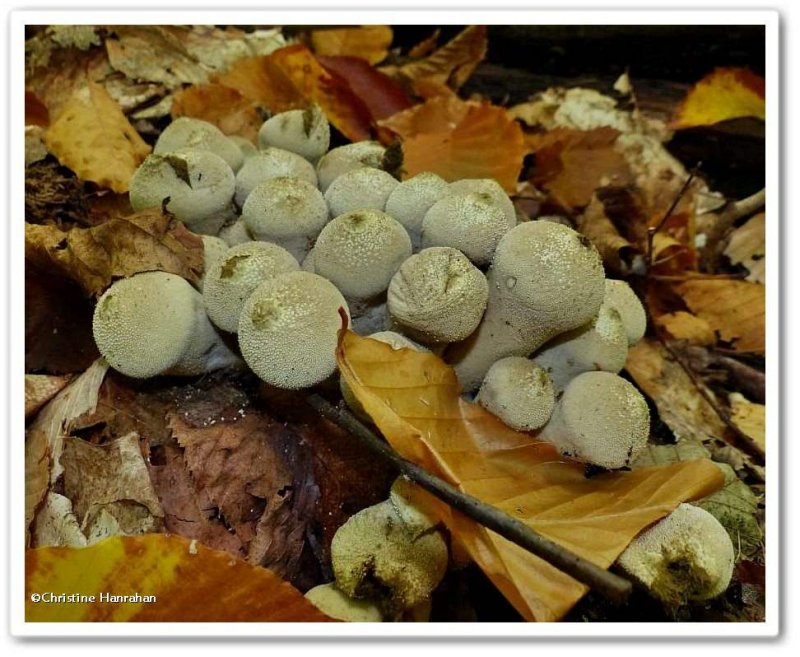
[325,167,399,218]
[422,192,514,266]
[301,247,316,272]
[258,105,330,163]
[384,172,449,250]
[544,371,649,469]
[218,218,252,246]
[203,241,299,333]
[242,176,328,261]
[304,583,382,622]
[331,500,448,613]
[238,271,350,389]
[387,247,488,343]
[93,272,200,378]
[316,141,385,192]
[617,503,735,605]
[447,178,517,228]
[154,117,244,172]
[234,147,318,207]
[228,135,258,162]
[198,236,229,292]
[604,279,647,346]
[130,151,235,235]
[389,477,439,537]
[477,357,555,431]
[314,209,412,300]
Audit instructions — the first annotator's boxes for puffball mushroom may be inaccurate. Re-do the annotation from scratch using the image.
[129,150,236,235]
[238,271,350,389]
[603,279,647,346]
[154,117,244,172]
[258,104,330,163]
[241,177,328,261]
[389,477,439,538]
[218,218,251,246]
[476,357,555,431]
[324,167,399,218]
[228,135,258,162]
[197,236,229,292]
[93,271,239,378]
[447,221,606,391]
[387,247,488,344]
[384,172,449,250]
[447,178,517,228]
[234,147,318,207]
[304,583,383,622]
[331,499,448,614]
[531,302,629,391]
[617,503,735,606]
[313,209,412,301]
[422,192,514,266]
[316,141,385,192]
[538,371,649,469]
[203,241,299,333]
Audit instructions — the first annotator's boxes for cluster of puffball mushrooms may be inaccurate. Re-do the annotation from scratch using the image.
[92,106,734,619]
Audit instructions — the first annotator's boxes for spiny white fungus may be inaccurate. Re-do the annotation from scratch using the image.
[258,105,330,163]
[384,172,449,250]
[316,141,385,192]
[477,357,555,431]
[447,178,517,228]
[154,117,244,172]
[234,147,318,207]
[603,279,647,346]
[324,167,399,218]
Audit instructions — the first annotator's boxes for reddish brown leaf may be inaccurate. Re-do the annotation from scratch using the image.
[26,90,49,127]
[310,26,393,65]
[171,83,262,141]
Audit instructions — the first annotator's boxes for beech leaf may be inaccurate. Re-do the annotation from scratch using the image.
[672,67,765,130]
[171,83,262,141]
[310,26,393,65]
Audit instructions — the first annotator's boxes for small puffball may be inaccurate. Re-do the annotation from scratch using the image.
[387,247,488,344]
[447,178,517,228]
[154,117,244,172]
[258,105,330,163]
[197,236,229,292]
[325,167,399,218]
[389,477,439,538]
[384,172,449,250]
[603,279,647,346]
[617,503,735,605]
[314,210,412,300]
[304,583,382,622]
[422,192,514,266]
[316,141,385,192]
[238,271,350,389]
[477,357,555,431]
[203,241,299,333]
[539,371,649,469]
[234,147,317,207]
[130,150,235,235]
[301,247,316,272]
[228,135,258,162]
[218,218,252,246]
[242,177,328,261]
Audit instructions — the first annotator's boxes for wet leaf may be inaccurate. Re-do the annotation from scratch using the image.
[25,374,73,418]
[171,83,262,141]
[310,26,393,65]
[25,208,204,297]
[25,534,334,621]
[672,68,765,130]
[338,330,724,621]
[724,213,765,284]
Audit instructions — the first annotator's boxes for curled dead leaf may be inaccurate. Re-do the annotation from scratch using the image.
[672,67,765,130]
[724,213,765,284]
[25,374,73,419]
[578,194,641,274]
[310,26,393,65]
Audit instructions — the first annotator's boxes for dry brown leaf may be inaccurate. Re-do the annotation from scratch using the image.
[338,330,724,621]
[25,208,204,297]
[672,67,765,130]
[625,339,727,443]
[677,279,765,353]
[44,79,151,192]
[25,374,73,418]
[26,534,333,622]
[728,393,766,452]
[654,311,717,346]
[171,83,262,141]
[578,194,641,274]
[31,492,88,549]
[310,26,393,65]
[724,213,765,284]
[408,29,441,59]
[379,92,470,139]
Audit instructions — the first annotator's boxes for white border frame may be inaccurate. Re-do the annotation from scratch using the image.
[8,9,780,638]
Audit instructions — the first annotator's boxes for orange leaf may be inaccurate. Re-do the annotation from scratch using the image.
[171,83,262,141]
[25,90,49,127]
[310,26,393,65]
[25,534,333,621]
[337,330,725,621]
[215,44,371,142]
[672,67,765,129]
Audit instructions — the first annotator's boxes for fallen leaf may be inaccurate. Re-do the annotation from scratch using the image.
[26,90,49,127]
[625,339,727,444]
[672,68,765,130]
[310,26,393,65]
[25,534,333,621]
[31,492,87,548]
[379,91,470,139]
[25,208,204,296]
[171,83,262,141]
[44,78,151,192]
[728,393,766,452]
[408,29,441,59]
[25,374,73,418]
[25,159,89,227]
[631,439,712,468]
[724,213,765,284]
[338,330,724,621]
[578,194,641,274]
[654,311,717,346]
[677,279,765,353]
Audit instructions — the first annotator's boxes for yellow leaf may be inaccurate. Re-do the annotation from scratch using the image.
[729,393,766,453]
[672,68,765,130]
[724,213,765,284]
[310,26,393,65]
[44,79,151,192]
[337,330,724,621]
[25,534,334,621]
[654,311,717,346]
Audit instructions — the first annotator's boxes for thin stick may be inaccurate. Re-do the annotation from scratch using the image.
[307,393,633,606]
[646,166,699,270]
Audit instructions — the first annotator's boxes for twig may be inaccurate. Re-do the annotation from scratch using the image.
[646,166,699,270]
[306,393,633,606]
